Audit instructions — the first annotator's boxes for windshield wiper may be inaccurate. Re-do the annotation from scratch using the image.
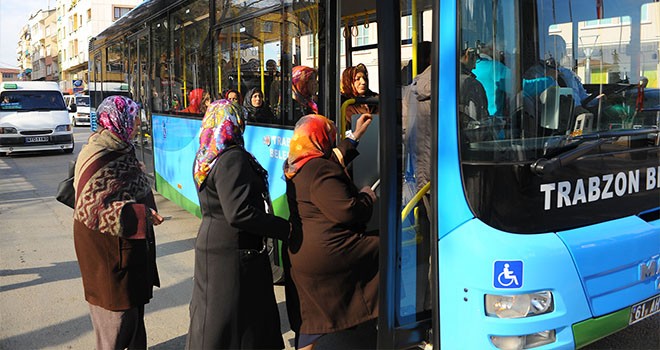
[530,127,658,176]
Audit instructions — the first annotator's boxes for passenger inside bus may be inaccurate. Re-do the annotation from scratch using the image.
[472,41,513,117]
[459,47,490,136]
[284,113,378,350]
[264,59,281,113]
[244,88,276,124]
[181,88,206,114]
[224,89,243,104]
[401,41,432,86]
[522,35,591,109]
[291,66,319,123]
[340,63,379,130]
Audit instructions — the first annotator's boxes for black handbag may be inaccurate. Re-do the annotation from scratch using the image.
[56,160,76,209]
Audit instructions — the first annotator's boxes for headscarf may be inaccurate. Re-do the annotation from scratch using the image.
[224,89,243,104]
[243,87,275,122]
[292,66,318,114]
[96,95,140,143]
[340,63,370,98]
[284,114,336,179]
[182,88,205,114]
[193,99,246,189]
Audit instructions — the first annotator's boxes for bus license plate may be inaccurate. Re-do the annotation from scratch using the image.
[25,136,49,143]
[629,294,660,325]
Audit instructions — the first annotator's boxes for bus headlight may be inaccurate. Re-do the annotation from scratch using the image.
[491,330,556,350]
[55,124,72,132]
[485,291,553,318]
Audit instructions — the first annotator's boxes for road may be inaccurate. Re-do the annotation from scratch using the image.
[0,127,657,349]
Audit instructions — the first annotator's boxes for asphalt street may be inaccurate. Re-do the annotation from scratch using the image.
[0,127,656,350]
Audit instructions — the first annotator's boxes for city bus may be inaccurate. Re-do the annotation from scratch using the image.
[89,0,659,348]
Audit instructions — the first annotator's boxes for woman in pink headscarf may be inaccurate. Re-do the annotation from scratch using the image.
[291,66,319,123]
[187,99,290,349]
[73,95,164,350]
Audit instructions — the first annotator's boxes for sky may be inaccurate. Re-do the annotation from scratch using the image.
[0,0,52,68]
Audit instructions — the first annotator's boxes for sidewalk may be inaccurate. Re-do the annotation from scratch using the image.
[150,191,377,350]
[149,192,296,349]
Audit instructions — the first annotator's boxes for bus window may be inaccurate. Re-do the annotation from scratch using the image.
[152,16,171,113]
[215,11,282,125]
[170,0,212,116]
[284,1,321,125]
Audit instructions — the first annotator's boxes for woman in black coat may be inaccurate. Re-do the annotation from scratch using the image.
[186,99,290,349]
[244,87,276,123]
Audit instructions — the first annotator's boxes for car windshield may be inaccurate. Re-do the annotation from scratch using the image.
[75,96,90,107]
[0,91,67,112]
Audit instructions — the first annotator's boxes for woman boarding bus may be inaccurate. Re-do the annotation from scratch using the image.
[90,0,659,348]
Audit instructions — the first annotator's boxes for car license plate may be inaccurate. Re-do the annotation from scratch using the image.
[629,294,660,325]
[25,136,49,143]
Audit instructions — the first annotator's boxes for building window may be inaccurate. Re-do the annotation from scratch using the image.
[46,45,51,56]
[113,7,132,20]
[355,26,369,46]
[87,9,92,22]
[47,65,52,75]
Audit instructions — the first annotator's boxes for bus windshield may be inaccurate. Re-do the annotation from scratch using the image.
[457,0,660,233]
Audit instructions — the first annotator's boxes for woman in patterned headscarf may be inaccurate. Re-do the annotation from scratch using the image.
[283,114,378,350]
[73,95,164,350]
[291,66,319,123]
[186,100,290,350]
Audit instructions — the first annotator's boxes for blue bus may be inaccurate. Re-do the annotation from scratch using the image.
[90,0,659,348]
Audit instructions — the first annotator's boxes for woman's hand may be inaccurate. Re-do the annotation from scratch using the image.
[353,113,373,140]
[360,186,377,202]
[150,208,164,226]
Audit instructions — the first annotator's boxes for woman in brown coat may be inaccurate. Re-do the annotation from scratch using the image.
[73,95,164,350]
[340,63,379,130]
[284,114,378,349]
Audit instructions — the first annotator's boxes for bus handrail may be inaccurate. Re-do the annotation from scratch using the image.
[401,182,430,221]
[340,98,356,136]
[340,96,380,136]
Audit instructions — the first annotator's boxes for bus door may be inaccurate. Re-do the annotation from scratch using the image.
[128,30,155,178]
[342,0,437,348]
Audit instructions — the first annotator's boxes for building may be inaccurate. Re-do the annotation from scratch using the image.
[16,25,32,81]
[28,9,59,81]
[0,66,21,82]
[57,0,143,94]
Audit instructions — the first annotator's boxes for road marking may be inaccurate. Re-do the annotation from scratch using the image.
[0,196,55,204]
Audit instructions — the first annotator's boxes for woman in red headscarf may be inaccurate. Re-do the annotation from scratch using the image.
[291,66,319,123]
[283,113,378,350]
[181,88,205,114]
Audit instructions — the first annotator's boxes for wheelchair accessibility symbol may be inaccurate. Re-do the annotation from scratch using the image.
[493,261,523,289]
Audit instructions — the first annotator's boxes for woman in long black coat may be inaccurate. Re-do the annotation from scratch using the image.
[186,99,290,349]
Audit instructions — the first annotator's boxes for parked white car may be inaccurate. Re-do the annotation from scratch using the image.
[0,81,74,155]
[64,94,91,126]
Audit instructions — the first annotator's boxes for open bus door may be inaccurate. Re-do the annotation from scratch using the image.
[339,1,437,348]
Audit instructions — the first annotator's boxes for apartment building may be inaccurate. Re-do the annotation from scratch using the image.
[57,0,142,93]
[28,9,59,81]
[16,25,32,80]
